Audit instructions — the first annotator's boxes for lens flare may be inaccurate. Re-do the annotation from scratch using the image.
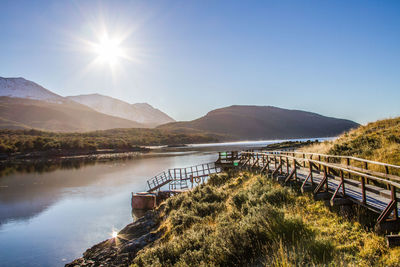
[112,230,118,238]
[92,35,124,65]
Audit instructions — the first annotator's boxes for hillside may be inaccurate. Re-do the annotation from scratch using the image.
[301,117,400,171]
[67,172,400,266]
[67,94,175,127]
[159,105,359,140]
[0,97,144,132]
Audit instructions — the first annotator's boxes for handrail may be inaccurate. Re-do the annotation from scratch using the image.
[241,151,400,188]
[260,150,400,170]
[218,150,399,225]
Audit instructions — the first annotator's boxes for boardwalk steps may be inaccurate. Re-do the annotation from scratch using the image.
[146,162,222,192]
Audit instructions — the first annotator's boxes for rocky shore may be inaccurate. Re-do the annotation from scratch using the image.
[66,209,163,267]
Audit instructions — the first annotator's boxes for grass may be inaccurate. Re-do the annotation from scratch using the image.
[130,171,400,266]
[301,117,400,174]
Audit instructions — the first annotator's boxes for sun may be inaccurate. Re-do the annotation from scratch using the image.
[92,35,125,65]
[111,230,118,238]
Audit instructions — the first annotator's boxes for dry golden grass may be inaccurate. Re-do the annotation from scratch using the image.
[301,117,400,174]
[132,172,400,266]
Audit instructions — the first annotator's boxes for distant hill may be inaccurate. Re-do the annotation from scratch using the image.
[0,97,143,132]
[67,94,175,127]
[159,105,359,140]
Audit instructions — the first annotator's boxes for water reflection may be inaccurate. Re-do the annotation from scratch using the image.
[0,151,215,227]
[0,140,321,266]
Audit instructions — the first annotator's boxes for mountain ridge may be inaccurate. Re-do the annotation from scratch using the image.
[159,105,359,140]
[0,96,144,132]
[67,93,175,127]
[0,76,175,129]
[0,77,65,103]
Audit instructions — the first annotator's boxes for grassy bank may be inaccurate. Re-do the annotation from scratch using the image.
[301,117,400,174]
[0,128,219,155]
[131,172,400,266]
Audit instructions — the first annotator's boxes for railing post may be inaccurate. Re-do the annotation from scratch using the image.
[386,166,391,190]
[324,166,328,191]
[262,154,265,168]
[361,176,366,204]
[391,185,398,220]
[318,155,321,171]
[293,159,297,180]
[309,161,313,186]
[341,170,345,196]
[286,157,289,175]
[346,158,351,180]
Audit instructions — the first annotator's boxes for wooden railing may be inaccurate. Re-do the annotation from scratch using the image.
[147,162,222,192]
[220,150,400,226]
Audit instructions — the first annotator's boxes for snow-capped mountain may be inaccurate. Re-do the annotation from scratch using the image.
[0,76,174,130]
[67,94,175,127]
[0,77,65,103]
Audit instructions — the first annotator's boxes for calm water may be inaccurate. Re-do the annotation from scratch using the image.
[0,139,329,267]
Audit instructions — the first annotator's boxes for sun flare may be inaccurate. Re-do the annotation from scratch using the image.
[93,36,124,65]
[111,230,118,238]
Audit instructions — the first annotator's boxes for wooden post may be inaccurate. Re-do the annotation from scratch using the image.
[341,170,346,196]
[386,166,391,190]
[262,154,265,168]
[286,157,289,175]
[309,162,313,186]
[391,185,398,220]
[324,166,328,191]
[318,155,321,171]
[293,159,297,180]
[361,176,366,204]
[346,158,351,179]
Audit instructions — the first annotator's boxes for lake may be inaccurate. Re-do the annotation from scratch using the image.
[0,138,328,267]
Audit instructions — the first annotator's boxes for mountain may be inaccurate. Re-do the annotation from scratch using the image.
[158,105,359,140]
[67,94,175,127]
[0,97,144,132]
[0,76,176,131]
[0,77,65,103]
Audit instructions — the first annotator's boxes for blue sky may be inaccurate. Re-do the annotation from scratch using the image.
[0,0,399,123]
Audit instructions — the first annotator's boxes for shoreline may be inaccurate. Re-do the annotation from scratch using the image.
[0,147,150,164]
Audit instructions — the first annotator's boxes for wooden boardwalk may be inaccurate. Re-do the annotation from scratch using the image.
[145,150,399,230]
[217,150,400,229]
